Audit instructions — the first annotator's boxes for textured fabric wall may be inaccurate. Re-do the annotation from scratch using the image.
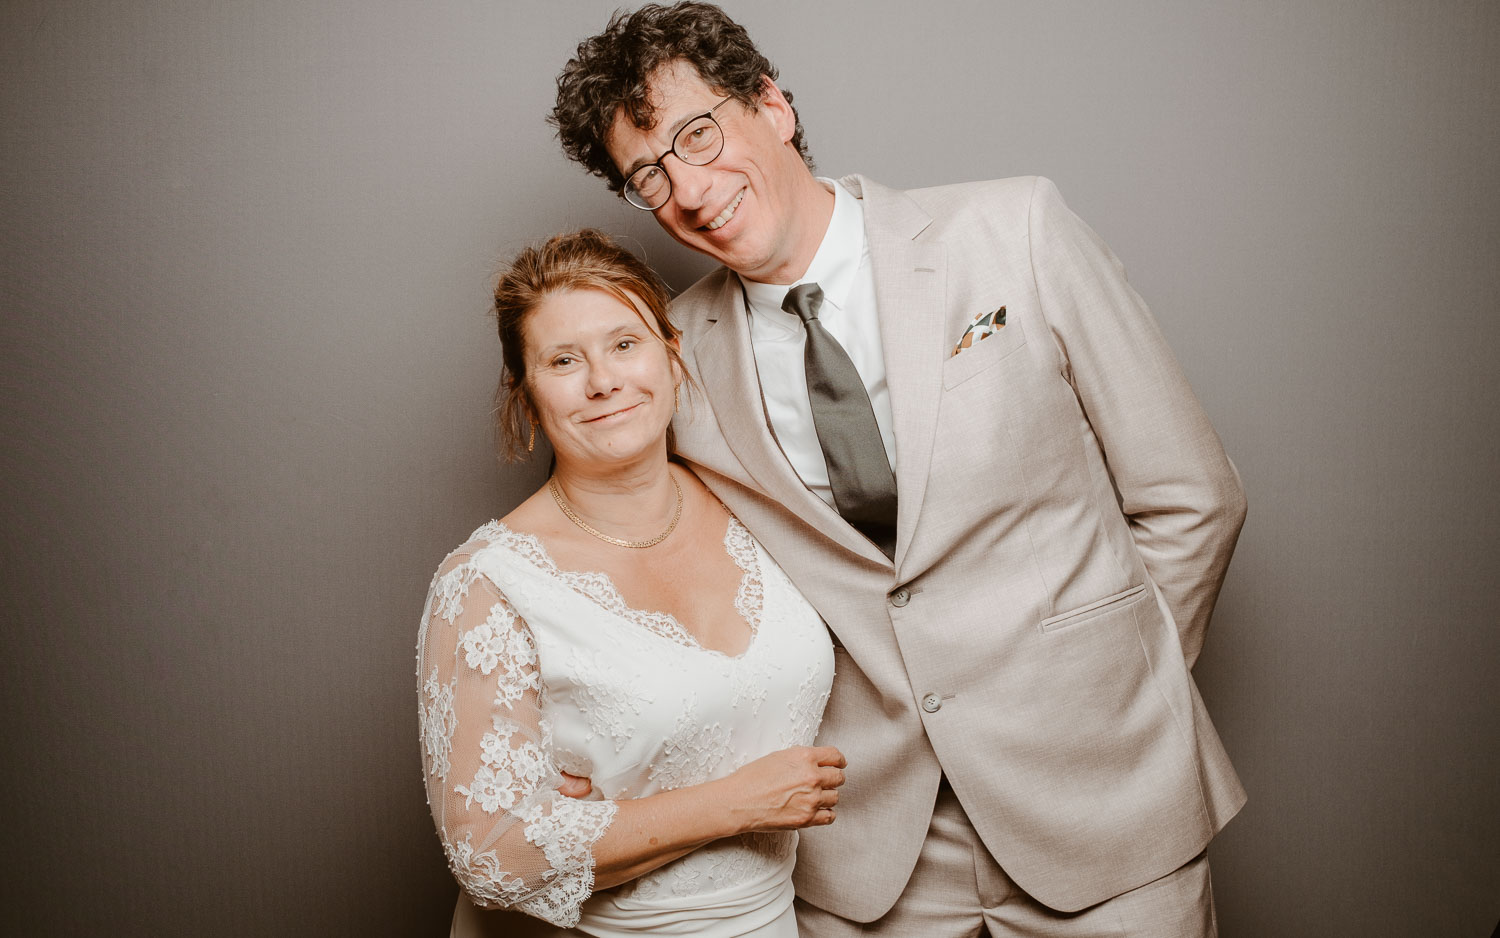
[2,1,1496,935]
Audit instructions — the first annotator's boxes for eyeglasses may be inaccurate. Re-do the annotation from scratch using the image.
[621,98,732,211]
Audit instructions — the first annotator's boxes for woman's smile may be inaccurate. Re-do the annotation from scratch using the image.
[582,400,646,423]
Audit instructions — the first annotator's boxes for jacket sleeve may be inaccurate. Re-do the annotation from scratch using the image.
[1026,176,1246,665]
[417,534,617,927]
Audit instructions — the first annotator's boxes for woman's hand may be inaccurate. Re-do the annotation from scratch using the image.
[714,746,847,833]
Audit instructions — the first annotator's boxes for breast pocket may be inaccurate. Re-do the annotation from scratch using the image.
[942,317,1028,389]
[1038,584,1148,633]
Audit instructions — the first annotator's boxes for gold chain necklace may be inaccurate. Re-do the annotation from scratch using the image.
[548,474,683,549]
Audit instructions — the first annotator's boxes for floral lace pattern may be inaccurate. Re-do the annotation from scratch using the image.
[730,657,773,718]
[442,831,530,907]
[520,797,619,900]
[419,514,832,933]
[567,646,653,752]
[782,659,834,750]
[417,534,614,929]
[725,519,764,636]
[486,517,765,657]
[431,562,481,625]
[420,666,459,780]
[469,520,508,546]
[461,601,541,708]
[622,829,796,904]
[649,695,732,790]
[455,716,553,814]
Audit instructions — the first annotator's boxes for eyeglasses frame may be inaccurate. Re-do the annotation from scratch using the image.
[620,97,734,211]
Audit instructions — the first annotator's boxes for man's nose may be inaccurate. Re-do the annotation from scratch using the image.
[666,157,713,211]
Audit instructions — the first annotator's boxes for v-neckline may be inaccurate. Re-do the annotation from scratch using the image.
[490,514,764,660]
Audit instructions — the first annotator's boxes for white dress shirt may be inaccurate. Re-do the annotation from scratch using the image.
[739,179,896,508]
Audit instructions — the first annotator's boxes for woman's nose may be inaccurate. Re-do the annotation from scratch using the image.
[585,360,621,396]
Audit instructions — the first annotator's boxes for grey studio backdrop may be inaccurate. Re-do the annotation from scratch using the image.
[1,1,1496,936]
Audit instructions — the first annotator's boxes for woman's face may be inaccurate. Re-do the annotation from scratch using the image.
[523,287,681,472]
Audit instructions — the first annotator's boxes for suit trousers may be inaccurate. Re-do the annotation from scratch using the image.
[795,785,1217,938]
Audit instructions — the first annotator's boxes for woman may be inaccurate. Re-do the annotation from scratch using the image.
[417,229,844,937]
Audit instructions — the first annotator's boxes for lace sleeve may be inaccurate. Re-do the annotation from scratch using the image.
[417,534,618,927]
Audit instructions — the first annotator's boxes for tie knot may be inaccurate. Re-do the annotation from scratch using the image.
[782,282,824,323]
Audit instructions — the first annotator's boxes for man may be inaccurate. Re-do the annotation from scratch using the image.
[551,3,1247,935]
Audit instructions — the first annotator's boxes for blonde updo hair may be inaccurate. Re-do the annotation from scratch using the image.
[492,229,691,461]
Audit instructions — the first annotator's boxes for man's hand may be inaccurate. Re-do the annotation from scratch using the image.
[557,771,592,799]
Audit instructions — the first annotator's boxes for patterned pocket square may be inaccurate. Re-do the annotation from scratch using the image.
[952,306,1006,356]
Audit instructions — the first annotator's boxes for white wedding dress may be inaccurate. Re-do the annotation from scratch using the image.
[417,512,834,936]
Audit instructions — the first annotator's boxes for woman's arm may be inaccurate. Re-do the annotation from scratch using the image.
[590,744,846,889]
[420,542,611,925]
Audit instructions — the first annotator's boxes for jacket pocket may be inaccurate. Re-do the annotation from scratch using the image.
[1039,583,1148,633]
[941,316,1027,389]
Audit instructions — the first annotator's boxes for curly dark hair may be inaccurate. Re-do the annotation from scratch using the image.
[551,2,812,191]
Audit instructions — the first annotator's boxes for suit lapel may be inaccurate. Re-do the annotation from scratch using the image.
[690,274,891,564]
[845,175,946,573]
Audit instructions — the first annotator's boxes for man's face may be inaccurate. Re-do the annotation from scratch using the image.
[605,60,817,284]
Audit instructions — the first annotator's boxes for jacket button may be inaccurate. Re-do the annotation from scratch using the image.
[890,588,911,608]
[921,693,942,713]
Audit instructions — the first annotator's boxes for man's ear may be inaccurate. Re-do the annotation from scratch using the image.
[757,75,797,145]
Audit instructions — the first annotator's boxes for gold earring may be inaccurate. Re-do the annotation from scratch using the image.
[674,383,681,412]
[526,419,536,453]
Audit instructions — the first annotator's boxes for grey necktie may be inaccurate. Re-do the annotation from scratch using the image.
[782,283,898,558]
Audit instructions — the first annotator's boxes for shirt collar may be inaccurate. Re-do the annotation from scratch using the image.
[739,178,866,319]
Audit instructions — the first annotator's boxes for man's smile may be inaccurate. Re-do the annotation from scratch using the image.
[703,188,746,231]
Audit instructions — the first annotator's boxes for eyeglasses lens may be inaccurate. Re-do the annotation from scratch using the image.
[623,112,726,210]
[626,166,669,209]
[675,117,722,165]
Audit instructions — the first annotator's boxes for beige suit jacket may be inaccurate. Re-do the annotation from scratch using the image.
[670,175,1247,920]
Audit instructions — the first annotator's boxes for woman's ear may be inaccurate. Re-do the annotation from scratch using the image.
[669,336,684,372]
